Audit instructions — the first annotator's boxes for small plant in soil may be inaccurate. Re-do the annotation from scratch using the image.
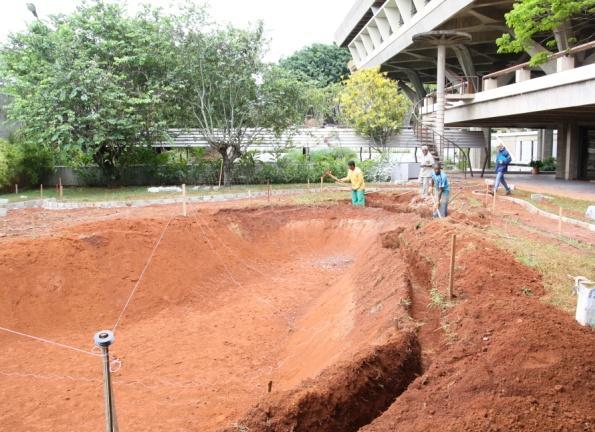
[428,288,448,310]
[231,422,249,432]
[521,287,534,297]
[440,318,459,344]
[399,297,412,310]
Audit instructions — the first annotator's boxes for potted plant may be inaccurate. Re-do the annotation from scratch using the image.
[528,160,543,175]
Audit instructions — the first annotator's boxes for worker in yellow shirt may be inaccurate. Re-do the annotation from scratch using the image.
[327,160,366,206]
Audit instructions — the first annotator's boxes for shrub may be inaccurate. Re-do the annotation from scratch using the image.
[0,139,53,190]
[542,157,556,171]
[0,139,11,190]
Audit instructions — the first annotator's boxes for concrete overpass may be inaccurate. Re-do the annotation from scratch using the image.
[336,0,595,180]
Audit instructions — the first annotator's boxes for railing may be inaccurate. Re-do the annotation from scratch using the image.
[482,40,595,87]
[411,97,474,178]
[421,76,479,113]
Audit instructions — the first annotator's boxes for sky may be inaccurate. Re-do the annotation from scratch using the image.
[0,0,350,61]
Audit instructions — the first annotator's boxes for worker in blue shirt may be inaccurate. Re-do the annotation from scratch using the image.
[494,144,512,195]
[430,163,449,218]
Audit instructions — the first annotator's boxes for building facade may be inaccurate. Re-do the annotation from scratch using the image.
[336,0,595,180]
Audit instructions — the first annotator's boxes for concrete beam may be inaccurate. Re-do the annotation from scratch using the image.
[452,44,476,80]
[445,64,595,126]
[395,0,413,23]
[412,0,426,14]
[368,25,383,47]
[359,0,476,69]
[348,45,361,63]
[524,39,557,75]
[375,15,392,40]
[553,20,574,51]
[335,0,378,46]
[399,81,418,102]
[384,3,402,32]
[354,39,367,59]
[361,32,375,53]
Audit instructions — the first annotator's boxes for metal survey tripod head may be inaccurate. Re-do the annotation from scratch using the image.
[94,330,119,432]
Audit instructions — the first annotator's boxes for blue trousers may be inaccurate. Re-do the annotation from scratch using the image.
[494,171,510,193]
[351,189,365,206]
[434,193,449,218]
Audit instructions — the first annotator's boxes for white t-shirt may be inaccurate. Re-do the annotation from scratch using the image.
[419,153,435,178]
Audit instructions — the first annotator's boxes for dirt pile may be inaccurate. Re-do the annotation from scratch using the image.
[360,214,595,432]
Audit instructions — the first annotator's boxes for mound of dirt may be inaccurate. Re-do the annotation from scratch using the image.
[362,218,595,432]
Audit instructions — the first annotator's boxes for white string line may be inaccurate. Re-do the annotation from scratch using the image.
[0,325,102,357]
[112,214,174,332]
[0,369,102,383]
[191,210,296,329]
[0,368,248,392]
[199,212,313,285]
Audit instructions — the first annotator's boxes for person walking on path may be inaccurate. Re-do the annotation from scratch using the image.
[327,161,366,207]
[418,145,435,195]
[430,163,449,217]
[494,144,512,195]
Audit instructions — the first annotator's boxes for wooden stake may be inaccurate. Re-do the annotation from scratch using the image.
[182,184,187,217]
[15,184,18,195]
[558,207,563,235]
[40,184,43,198]
[448,234,457,299]
[307,178,310,189]
[218,159,224,188]
[59,177,63,200]
[320,176,323,193]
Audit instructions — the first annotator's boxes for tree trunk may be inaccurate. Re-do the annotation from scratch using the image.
[222,153,234,187]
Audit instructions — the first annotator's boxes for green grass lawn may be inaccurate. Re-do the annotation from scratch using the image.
[495,232,594,313]
[0,183,380,204]
[512,189,593,223]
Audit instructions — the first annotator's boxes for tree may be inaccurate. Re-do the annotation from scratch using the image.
[177,22,316,185]
[0,1,180,182]
[338,68,410,151]
[279,43,352,87]
[496,0,595,65]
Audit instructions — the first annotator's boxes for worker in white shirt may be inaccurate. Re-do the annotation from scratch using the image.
[418,145,435,195]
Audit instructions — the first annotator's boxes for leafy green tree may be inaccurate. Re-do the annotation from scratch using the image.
[497,0,595,65]
[177,22,316,185]
[279,43,352,87]
[0,1,180,182]
[338,67,410,151]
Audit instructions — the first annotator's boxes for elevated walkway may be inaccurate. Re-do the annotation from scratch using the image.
[444,64,595,128]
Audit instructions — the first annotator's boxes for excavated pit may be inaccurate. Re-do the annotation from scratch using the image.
[0,205,421,432]
[1,196,593,432]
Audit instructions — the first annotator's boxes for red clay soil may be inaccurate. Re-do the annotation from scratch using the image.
[1,191,594,432]
[361,215,594,432]
[0,203,417,431]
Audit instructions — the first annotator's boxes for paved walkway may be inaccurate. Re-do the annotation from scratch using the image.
[463,173,595,201]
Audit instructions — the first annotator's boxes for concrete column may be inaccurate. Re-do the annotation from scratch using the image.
[436,44,446,152]
[483,78,498,90]
[539,129,554,159]
[556,124,567,179]
[557,55,575,72]
[556,123,581,180]
[515,68,531,82]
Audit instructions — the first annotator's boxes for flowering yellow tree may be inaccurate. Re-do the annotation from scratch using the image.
[339,67,410,152]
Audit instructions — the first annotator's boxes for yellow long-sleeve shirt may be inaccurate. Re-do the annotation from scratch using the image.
[342,167,365,190]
